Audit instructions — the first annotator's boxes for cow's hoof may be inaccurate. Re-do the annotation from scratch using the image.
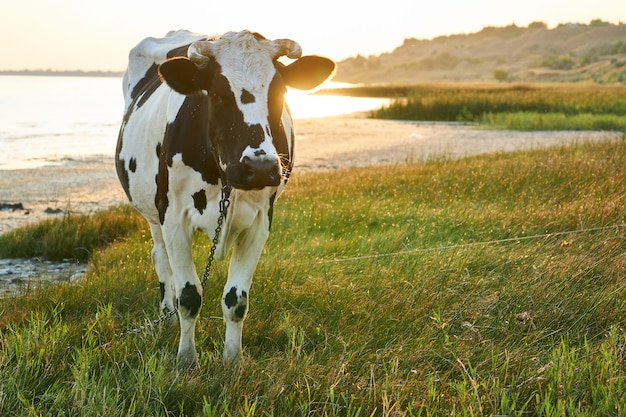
[222,347,241,365]
[177,348,199,371]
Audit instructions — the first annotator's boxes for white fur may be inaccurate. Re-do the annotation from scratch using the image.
[211,32,281,165]
[118,30,294,367]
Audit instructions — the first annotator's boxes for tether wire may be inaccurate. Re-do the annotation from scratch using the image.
[309,224,626,265]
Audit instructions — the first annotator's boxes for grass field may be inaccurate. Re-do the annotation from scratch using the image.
[320,83,626,131]
[1,139,626,416]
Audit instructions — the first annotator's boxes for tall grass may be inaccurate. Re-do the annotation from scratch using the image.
[479,111,626,131]
[362,83,626,131]
[1,139,626,415]
[0,205,144,261]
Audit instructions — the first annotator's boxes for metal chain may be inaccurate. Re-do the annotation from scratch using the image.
[117,185,232,338]
[201,185,231,288]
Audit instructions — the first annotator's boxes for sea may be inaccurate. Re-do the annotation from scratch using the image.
[0,76,389,170]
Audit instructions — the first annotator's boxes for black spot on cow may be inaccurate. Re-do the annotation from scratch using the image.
[234,305,247,319]
[226,123,265,152]
[228,290,247,320]
[115,157,131,201]
[224,286,238,308]
[267,75,294,183]
[155,143,161,158]
[160,282,166,302]
[241,89,255,104]
[162,96,221,185]
[192,190,207,214]
[115,64,165,206]
[114,121,132,201]
[268,192,276,230]
[155,137,169,224]
[179,282,202,317]
[130,64,162,109]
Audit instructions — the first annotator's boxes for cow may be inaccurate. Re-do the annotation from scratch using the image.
[115,30,335,368]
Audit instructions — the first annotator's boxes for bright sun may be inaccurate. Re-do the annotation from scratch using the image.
[286,82,389,119]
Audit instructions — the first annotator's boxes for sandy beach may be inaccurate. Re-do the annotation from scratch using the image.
[1,113,622,235]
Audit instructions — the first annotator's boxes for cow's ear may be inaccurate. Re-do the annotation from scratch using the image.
[279,56,336,90]
[159,57,210,95]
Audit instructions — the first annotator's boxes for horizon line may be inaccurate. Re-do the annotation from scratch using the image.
[0,69,124,77]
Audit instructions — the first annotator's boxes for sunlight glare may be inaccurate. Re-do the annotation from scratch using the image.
[286,82,389,119]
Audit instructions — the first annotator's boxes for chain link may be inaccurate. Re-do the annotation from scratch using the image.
[117,185,232,338]
[201,185,231,287]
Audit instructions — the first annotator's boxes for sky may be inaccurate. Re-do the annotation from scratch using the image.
[1,0,625,72]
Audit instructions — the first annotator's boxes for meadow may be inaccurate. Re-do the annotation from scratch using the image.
[1,138,625,416]
[321,83,626,131]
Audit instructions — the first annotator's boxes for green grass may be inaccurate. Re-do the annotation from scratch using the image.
[1,139,626,416]
[0,205,144,261]
[327,83,626,131]
[479,111,626,131]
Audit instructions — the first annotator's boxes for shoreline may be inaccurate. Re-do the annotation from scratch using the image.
[1,113,622,236]
[0,113,622,296]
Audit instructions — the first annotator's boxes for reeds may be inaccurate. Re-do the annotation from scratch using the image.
[322,83,626,131]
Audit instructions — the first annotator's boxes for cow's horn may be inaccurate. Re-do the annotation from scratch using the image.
[272,39,302,59]
[188,41,213,63]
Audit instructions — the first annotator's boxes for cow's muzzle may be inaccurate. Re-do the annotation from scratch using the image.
[227,156,282,190]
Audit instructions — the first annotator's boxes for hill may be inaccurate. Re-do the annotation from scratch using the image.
[335,20,626,84]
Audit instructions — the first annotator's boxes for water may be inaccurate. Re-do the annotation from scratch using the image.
[0,76,388,170]
[0,76,123,169]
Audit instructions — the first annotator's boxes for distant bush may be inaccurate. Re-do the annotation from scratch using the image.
[410,53,460,71]
[542,56,576,70]
[589,19,611,27]
[494,69,509,81]
[609,40,626,55]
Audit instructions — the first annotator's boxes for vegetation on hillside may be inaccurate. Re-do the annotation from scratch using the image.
[317,83,626,131]
[336,20,626,84]
[371,83,626,130]
[1,139,625,415]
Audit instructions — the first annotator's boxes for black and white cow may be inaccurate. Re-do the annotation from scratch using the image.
[116,30,334,367]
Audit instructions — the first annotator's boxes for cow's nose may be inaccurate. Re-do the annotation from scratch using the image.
[241,156,281,188]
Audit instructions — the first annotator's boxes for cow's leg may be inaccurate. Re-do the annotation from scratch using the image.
[148,222,176,317]
[161,219,202,368]
[222,216,271,363]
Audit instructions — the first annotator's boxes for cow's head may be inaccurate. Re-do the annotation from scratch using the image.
[158,30,335,190]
